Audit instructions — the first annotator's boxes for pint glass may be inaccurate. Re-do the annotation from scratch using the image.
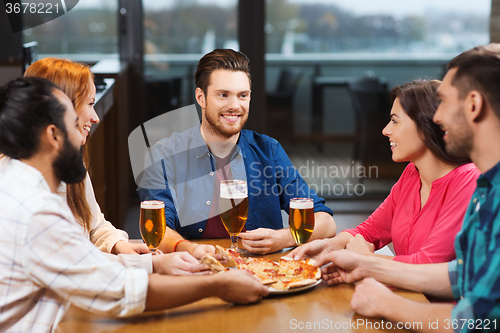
[289,198,315,245]
[139,200,166,253]
[220,180,248,251]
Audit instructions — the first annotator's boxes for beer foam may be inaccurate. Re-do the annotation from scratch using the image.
[290,198,313,209]
[220,187,247,199]
[140,200,165,209]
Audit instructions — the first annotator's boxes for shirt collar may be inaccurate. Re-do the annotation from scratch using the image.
[193,124,246,159]
[192,125,210,159]
[478,160,500,187]
[1,157,52,192]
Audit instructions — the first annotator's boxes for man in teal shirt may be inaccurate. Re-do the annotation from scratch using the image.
[292,44,500,332]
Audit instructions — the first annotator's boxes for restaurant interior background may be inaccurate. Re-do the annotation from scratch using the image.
[0,0,496,239]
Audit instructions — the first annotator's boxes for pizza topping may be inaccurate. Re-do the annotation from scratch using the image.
[214,246,321,291]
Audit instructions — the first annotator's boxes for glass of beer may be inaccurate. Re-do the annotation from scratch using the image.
[289,198,315,245]
[139,200,166,253]
[220,180,248,252]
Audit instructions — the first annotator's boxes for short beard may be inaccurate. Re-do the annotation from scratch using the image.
[204,109,248,139]
[445,107,473,159]
[53,136,86,185]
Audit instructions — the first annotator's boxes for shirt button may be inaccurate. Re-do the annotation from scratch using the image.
[458,259,464,265]
[210,172,214,176]
[198,228,203,233]
[206,200,211,205]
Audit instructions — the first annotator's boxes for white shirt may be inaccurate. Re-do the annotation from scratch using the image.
[60,173,130,253]
[0,158,149,332]
[57,173,153,273]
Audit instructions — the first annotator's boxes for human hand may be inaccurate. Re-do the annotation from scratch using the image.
[239,228,291,254]
[345,234,375,256]
[189,244,216,260]
[112,240,150,255]
[351,277,394,318]
[286,239,329,260]
[152,252,211,276]
[214,269,269,304]
[315,249,365,285]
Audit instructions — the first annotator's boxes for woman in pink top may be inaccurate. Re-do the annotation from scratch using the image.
[291,80,480,264]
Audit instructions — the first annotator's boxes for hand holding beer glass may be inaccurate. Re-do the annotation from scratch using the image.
[220,180,248,252]
[139,200,167,253]
[289,198,315,245]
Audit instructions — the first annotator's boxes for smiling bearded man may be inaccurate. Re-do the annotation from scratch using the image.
[138,49,337,256]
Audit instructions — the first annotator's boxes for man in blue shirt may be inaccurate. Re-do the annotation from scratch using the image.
[292,44,500,332]
[138,49,336,255]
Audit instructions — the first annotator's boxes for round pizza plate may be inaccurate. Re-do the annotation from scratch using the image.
[268,279,322,295]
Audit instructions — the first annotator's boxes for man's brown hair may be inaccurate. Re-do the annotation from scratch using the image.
[447,43,500,117]
[195,49,251,95]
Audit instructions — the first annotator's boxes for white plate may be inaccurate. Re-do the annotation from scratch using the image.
[268,279,322,295]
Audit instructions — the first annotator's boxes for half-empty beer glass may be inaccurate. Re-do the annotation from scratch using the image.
[220,180,248,252]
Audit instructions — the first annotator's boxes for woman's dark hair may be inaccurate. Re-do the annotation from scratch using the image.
[0,77,66,159]
[391,80,471,165]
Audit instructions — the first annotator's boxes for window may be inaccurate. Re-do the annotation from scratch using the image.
[23,1,118,59]
[266,0,490,55]
[143,0,238,75]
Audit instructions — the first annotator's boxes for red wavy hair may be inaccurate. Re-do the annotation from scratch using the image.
[25,57,94,232]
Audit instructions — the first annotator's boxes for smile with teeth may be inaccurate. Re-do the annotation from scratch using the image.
[83,125,91,134]
[390,141,398,148]
[222,114,240,122]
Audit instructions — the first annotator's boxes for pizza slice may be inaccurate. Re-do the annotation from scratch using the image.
[200,254,227,273]
[244,257,279,285]
[215,245,247,268]
[270,257,322,290]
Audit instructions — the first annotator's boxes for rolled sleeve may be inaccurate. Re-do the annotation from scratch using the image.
[117,267,149,317]
[24,210,149,318]
[448,260,461,300]
[312,202,333,215]
[117,253,153,274]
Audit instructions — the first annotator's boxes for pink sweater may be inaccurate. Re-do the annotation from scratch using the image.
[344,163,480,264]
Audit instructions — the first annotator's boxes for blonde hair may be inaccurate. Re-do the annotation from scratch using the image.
[25,57,93,232]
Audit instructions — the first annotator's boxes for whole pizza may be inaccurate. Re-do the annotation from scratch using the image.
[200,245,321,291]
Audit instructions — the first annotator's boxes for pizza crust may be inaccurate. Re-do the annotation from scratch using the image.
[306,259,321,279]
[200,254,227,273]
[287,279,319,289]
[215,245,238,267]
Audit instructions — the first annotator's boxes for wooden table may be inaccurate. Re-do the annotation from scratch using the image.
[56,239,429,333]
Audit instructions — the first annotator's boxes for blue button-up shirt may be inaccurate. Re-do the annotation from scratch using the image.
[448,161,500,332]
[137,125,333,239]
